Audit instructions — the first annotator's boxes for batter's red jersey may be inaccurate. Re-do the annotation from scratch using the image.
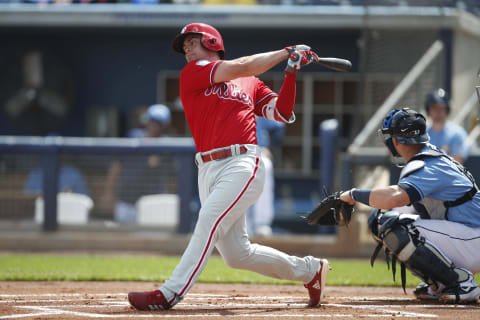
[180,59,278,152]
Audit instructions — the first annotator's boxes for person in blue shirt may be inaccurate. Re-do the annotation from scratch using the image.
[102,104,174,223]
[340,108,480,303]
[127,104,172,139]
[425,88,469,164]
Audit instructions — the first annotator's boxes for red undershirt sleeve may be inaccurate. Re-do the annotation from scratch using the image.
[275,71,297,120]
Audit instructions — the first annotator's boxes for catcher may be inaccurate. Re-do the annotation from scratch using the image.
[307,108,480,303]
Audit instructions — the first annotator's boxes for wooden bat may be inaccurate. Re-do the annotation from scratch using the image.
[314,57,352,72]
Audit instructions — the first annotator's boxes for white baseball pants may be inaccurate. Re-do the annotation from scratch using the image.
[161,144,320,303]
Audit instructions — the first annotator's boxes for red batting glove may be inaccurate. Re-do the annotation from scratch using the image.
[285,49,319,73]
[284,44,312,57]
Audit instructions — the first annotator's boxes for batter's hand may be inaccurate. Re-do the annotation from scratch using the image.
[284,44,312,57]
[284,47,319,73]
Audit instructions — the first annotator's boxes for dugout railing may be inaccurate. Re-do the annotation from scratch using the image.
[0,136,197,233]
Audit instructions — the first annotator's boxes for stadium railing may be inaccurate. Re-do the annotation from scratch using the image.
[0,136,197,233]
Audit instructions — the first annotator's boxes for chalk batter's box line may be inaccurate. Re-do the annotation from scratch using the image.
[4,307,437,319]
[6,302,479,311]
[3,300,477,311]
[7,303,439,318]
[9,305,439,319]
[3,293,476,307]
[1,293,440,319]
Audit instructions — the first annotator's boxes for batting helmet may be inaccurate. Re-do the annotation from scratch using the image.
[425,88,450,114]
[172,23,225,59]
[380,108,429,157]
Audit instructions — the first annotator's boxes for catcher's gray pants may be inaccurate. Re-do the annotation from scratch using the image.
[411,219,480,274]
[161,144,320,303]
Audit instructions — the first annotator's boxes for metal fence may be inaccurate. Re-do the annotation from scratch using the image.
[0,136,197,233]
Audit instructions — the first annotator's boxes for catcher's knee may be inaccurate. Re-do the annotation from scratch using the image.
[385,228,467,288]
[368,209,419,259]
[369,210,468,288]
[382,225,415,260]
[367,209,417,240]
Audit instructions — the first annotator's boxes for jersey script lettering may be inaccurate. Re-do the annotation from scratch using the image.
[204,82,254,107]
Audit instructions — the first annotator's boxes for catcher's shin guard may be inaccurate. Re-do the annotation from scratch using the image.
[369,210,469,293]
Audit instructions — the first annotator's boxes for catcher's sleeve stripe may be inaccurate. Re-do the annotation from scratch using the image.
[351,189,371,206]
[398,182,422,203]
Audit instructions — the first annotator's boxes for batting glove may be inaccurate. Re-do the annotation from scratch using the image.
[284,44,312,56]
[285,48,319,73]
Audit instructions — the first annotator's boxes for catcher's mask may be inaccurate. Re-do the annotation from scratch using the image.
[380,108,430,162]
[172,22,225,59]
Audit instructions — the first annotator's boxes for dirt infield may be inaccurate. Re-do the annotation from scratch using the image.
[0,281,479,319]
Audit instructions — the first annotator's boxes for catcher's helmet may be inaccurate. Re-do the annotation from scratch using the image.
[380,108,429,158]
[425,88,450,114]
[172,23,225,59]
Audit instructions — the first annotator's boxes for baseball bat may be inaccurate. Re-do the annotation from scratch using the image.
[314,57,352,72]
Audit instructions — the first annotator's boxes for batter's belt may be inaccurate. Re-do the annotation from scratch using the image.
[197,145,248,165]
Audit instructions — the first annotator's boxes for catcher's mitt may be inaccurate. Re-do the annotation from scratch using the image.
[306,191,354,226]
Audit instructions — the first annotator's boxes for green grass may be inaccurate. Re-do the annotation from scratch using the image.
[0,254,478,288]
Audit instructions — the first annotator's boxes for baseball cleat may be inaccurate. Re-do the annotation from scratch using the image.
[439,285,480,304]
[304,258,329,307]
[128,290,171,311]
[413,282,440,300]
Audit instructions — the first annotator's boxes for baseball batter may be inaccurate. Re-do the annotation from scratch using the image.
[128,23,329,310]
[341,108,480,303]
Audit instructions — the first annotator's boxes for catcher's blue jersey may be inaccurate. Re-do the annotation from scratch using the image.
[398,144,480,228]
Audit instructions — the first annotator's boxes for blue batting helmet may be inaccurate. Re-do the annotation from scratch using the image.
[425,88,450,114]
